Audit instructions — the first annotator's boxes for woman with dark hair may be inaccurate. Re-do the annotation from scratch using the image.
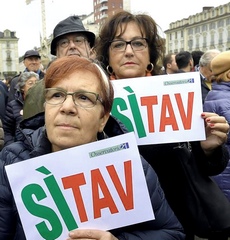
[95,11,230,240]
[96,11,165,78]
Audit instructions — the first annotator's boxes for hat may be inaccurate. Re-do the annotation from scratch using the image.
[211,51,230,75]
[24,50,41,59]
[51,16,96,56]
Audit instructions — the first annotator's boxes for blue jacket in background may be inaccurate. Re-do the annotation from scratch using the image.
[203,81,230,201]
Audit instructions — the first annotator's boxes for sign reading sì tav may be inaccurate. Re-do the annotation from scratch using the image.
[111,72,205,145]
[6,132,154,240]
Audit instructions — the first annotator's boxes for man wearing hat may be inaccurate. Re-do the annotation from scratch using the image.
[8,50,44,102]
[51,15,95,58]
[23,15,96,119]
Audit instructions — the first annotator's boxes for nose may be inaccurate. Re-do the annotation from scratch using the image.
[68,40,77,48]
[124,43,134,55]
[60,95,77,115]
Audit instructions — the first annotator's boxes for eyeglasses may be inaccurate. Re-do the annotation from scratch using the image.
[58,36,86,48]
[45,88,103,108]
[110,38,148,52]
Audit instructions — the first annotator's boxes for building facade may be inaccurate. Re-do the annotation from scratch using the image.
[0,30,19,79]
[0,0,131,73]
[82,12,100,38]
[93,0,130,26]
[164,2,230,54]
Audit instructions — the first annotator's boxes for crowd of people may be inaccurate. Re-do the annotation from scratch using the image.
[0,10,230,240]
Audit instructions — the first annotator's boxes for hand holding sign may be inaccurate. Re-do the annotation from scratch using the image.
[68,229,118,240]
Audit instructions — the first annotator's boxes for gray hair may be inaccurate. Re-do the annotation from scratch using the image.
[199,49,220,67]
[17,71,39,92]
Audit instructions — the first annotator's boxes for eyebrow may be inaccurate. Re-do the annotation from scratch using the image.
[113,36,143,40]
[50,87,97,92]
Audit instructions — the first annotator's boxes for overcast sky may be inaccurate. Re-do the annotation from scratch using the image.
[1,0,229,56]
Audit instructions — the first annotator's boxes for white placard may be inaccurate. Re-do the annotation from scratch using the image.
[111,72,205,145]
[6,132,154,240]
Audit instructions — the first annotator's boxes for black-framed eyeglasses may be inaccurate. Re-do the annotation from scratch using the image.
[45,88,103,108]
[58,36,86,48]
[109,38,148,52]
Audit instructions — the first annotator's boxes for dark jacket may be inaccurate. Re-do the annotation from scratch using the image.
[138,141,230,237]
[0,81,8,121]
[203,81,230,201]
[2,91,24,146]
[0,119,4,150]
[0,114,185,240]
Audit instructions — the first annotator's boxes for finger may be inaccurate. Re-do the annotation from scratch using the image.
[210,129,228,143]
[225,120,230,134]
[201,112,218,119]
[205,116,227,124]
[68,229,112,240]
[207,121,230,134]
[69,229,94,239]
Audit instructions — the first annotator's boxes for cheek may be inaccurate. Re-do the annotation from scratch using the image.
[56,47,64,58]
[109,51,117,65]
[45,112,55,138]
[86,109,103,125]
[141,51,150,63]
[45,107,55,124]
[23,88,28,95]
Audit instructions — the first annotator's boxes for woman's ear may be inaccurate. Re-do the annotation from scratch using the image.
[98,112,110,133]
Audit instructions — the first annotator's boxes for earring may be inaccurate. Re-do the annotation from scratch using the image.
[106,65,116,80]
[106,65,113,75]
[146,63,154,76]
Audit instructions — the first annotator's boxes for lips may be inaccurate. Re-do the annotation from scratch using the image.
[123,62,136,65]
[122,61,138,68]
[56,123,78,129]
[68,52,80,57]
